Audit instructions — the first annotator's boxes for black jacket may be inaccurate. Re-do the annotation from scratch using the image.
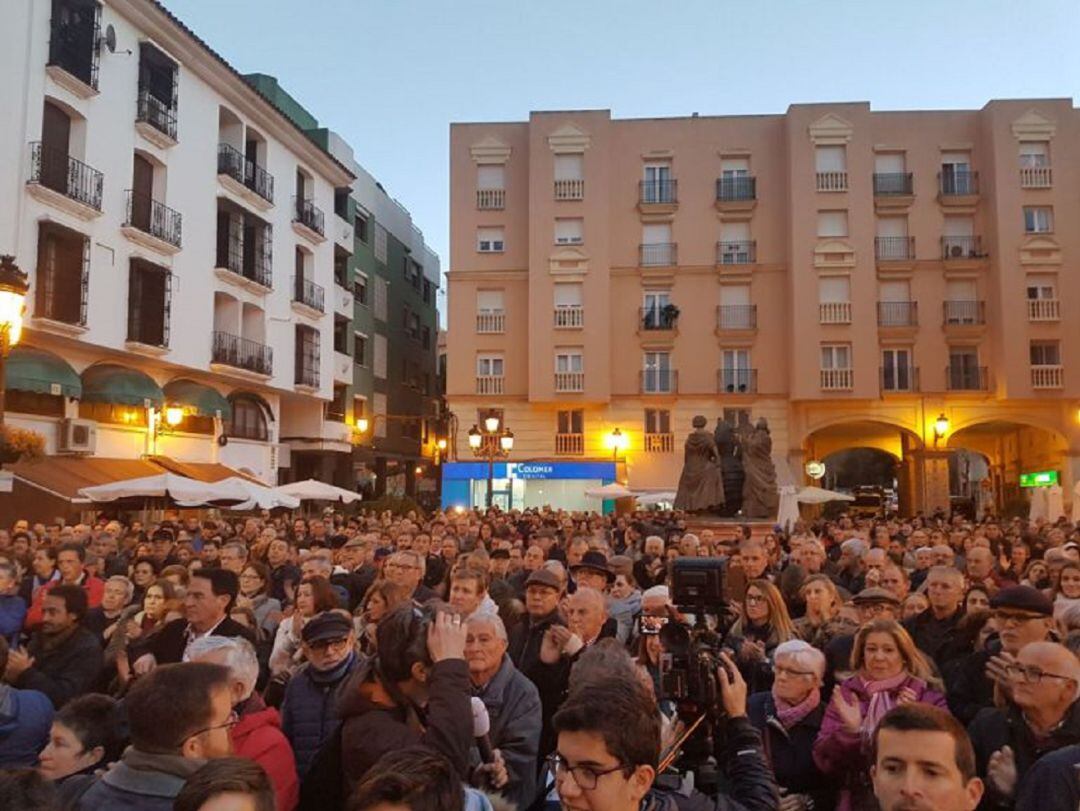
[508,608,562,677]
[968,699,1080,809]
[17,626,103,708]
[132,616,255,665]
[747,692,835,810]
[947,647,996,725]
[1014,744,1080,811]
[903,607,964,671]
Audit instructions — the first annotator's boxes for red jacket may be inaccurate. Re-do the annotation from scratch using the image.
[24,573,104,629]
[232,703,299,811]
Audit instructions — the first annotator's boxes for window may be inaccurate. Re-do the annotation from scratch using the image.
[333,316,350,354]
[354,211,370,242]
[48,0,102,89]
[555,351,583,373]
[642,291,672,329]
[642,163,673,203]
[644,409,671,434]
[820,344,851,369]
[558,409,584,434]
[477,356,504,377]
[874,152,906,173]
[719,221,752,263]
[373,334,387,378]
[720,349,752,393]
[294,324,320,387]
[328,385,348,422]
[477,165,505,190]
[35,221,88,326]
[882,348,913,392]
[721,157,749,181]
[555,154,583,181]
[1024,207,1053,233]
[1026,275,1056,300]
[815,146,846,173]
[374,223,388,263]
[127,258,171,347]
[423,278,433,304]
[354,332,367,366]
[477,290,504,314]
[948,348,980,389]
[941,152,973,194]
[818,276,850,302]
[723,408,751,428]
[355,273,368,305]
[642,223,671,244]
[137,43,179,139]
[408,312,421,340]
[7,390,65,418]
[353,396,366,425]
[1019,142,1049,168]
[1030,341,1061,366]
[422,325,431,350]
[373,393,387,438]
[719,284,753,329]
[817,210,848,238]
[643,351,673,392]
[477,227,505,253]
[374,276,388,321]
[555,218,584,245]
[555,283,582,308]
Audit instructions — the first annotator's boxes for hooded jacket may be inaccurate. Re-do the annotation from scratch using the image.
[0,682,53,768]
[233,695,299,811]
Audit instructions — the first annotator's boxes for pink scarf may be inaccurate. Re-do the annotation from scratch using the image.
[857,672,912,739]
[772,687,821,729]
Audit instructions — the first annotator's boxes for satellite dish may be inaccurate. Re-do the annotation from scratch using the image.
[101,24,117,53]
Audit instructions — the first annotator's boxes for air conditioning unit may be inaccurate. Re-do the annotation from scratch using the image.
[58,418,97,455]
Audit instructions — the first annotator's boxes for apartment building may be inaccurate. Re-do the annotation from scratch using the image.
[446,102,1080,514]
[0,0,353,515]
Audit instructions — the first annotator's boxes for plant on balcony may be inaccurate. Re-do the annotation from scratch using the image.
[0,425,45,463]
[661,303,680,325]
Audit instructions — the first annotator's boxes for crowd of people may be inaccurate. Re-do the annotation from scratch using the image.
[0,505,1077,810]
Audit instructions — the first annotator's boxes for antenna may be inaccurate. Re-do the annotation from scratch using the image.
[99,24,131,55]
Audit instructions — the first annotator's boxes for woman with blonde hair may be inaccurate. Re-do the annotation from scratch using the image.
[794,573,841,647]
[724,578,797,692]
[813,619,946,811]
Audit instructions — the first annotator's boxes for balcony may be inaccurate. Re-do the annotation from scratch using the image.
[639,306,679,334]
[718,368,757,394]
[136,90,178,146]
[644,433,675,453]
[941,235,983,260]
[46,2,101,96]
[26,142,103,219]
[1031,365,1064,390]
[716,304,757,331]
[215,219,272,291]
[1028,299,1060,322]
[873,172,913,196]
[293,197,325,242]
[476,188,505,210]
[295,366,320,389]
[639,243,677,267]
[217,143,274,207]
[877,301,918,328]
[874,236,915,262]
[555,433,584,455]
[819,301,852,324]
[122,191,182,253]
[640,369,677,394]
[554,371,585,393]
[938,171,979,207]
[639,179,677,206]
[881,366,920,394]
[816,171,848,192]
[715,175,756,202]
[820,368,854,391]
[946,365,989,392]
[554,305,584,329]
[211,331,272,377]
[943,300,986,326]
[716,241,756,266]
[1020,166,1052,189]
[476,375,505,395]
[554,179,585,201]
[292,276,325,313]
[476,310,506,334]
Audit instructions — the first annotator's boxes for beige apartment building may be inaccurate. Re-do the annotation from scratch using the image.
[444,100,1080,515]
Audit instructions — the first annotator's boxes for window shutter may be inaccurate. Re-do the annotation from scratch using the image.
[477,165,505,189]
[815,146,846,172]
[554,155,583,181]
[819,277,850,303]
[554,283,582,307]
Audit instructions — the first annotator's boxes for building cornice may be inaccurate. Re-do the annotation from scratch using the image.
[445,269,528,281]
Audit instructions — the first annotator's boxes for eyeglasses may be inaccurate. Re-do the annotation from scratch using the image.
[308,636,350,652]
[180,710,238,744]
[774,664,815,678]
[1006,664,1075,684]
[745,594,766,605]
[545,753,627,790]
[993,611,1046,625]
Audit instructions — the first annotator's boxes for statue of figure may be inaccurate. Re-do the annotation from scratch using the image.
[674,416,726,513]
[714,417,744,517]
[741,417,780,519]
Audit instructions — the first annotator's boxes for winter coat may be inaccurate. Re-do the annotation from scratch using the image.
[0,683,53,768]
[233,700,299,811]
[17,626,103,708]
[968,699,1080,809]
[1014,743,1080,811]
[249,593,283,638]
[76,749,206,811]
[280,651,359,778]
[472,655,542,810]
[507,608,561,678]
[903,607,964,672]
[338,657,474,791]
[946,647,996,725]
[24,574,104,629]
[747,692,835,811]
[813,674,947,811]
[0,594,26,645]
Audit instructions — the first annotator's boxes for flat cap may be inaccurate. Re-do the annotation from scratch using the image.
[525,568,562,591]
[853,586,900,606]
[990,585,1053,616]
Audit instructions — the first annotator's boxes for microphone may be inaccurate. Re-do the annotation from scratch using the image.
[470,696,495,764]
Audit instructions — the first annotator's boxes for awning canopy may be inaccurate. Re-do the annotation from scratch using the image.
[78,472,251,506]
[6,347,82,398]
[163,378,232,420]
[81,364,164,408]
[274,479,361,503]
[147,455,264,485]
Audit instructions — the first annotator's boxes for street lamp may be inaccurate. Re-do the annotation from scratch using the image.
[0,256,29,430]
[608,427,628,461]
[934,413,950,447]
[469,414,513,508]
[163,404,185,428]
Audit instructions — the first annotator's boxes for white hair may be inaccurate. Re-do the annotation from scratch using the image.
[642,585,670,602]
[466,610,507,641]
[106,575,135,604]
[774,639,826,681]
[841,538,867,558]
[187,636,259,696]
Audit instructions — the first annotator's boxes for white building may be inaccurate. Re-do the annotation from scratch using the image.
[0,0,354,516]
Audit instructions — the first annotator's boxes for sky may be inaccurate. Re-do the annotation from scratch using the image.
[163,0,1080,307]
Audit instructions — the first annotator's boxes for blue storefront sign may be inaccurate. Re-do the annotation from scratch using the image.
[441,461,617,509]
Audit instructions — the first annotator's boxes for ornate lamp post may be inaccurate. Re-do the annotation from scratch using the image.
[608,427,628,462]
[468,411,513,508]
[0,256,30,430]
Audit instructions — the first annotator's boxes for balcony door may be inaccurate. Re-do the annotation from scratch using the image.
[949,349,979,389]
[132,153,154,231]
[643,164,671,203]
[721,349,751,392]
[882,348,912,391]
[643,291,670,328]
[941,152,972,194]
[643,351,671,392]
[41,102,71,193]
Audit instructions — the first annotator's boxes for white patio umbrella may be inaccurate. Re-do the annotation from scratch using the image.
[634,490,677,506]
[219,477,300,511]
[79,472,250,506]
[275,478,362,504]
[796,486,856,504]
[584,482,634,499]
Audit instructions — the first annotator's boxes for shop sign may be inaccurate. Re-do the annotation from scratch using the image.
[1019,470,1059,488]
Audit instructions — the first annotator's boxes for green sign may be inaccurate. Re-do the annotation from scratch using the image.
[1020,470,1059,488]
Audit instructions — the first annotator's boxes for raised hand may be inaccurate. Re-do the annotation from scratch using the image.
[716,651,748,718]
[427,611,466,663]
[987,745,1017,797]
[832,688,863,733]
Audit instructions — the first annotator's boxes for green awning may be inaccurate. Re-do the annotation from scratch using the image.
[163,378,232,420]
[6,347,82,398]
[81,364,164,408]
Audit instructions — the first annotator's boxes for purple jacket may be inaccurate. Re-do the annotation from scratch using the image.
[813,674,947,811]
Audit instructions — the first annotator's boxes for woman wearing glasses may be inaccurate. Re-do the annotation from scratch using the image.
[747,640,835,811]
[724,579,798,693]
[813,619,946,811]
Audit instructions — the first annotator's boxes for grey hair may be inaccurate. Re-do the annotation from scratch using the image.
[106,575,135,604]
[187,636,259,696]
[840,538,867,558]
[221,542,248,560]
[466,610,507,641]
[774,639,826,681]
